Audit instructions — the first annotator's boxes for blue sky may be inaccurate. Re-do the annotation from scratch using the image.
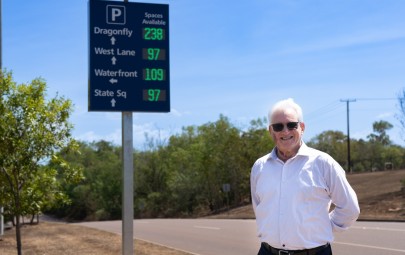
[3,0,405,149]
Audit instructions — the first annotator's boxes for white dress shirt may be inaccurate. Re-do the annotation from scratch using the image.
[251,142,360,250]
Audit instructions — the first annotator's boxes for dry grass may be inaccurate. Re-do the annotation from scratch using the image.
[0,222,191,255]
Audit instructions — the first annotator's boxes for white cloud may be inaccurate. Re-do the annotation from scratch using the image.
[134,123,177,149]
[76,130,121,145]
[376,112,394,119]
[169,108,191,117]
[351,129,372,141]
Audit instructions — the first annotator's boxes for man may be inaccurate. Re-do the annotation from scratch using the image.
[251,98,360,255]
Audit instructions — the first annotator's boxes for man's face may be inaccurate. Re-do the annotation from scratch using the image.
[269,108,305,153]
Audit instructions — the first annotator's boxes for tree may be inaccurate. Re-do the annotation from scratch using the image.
[367,120,393,146]
[193,115,246,212]
[398,88,405,138]
[307,130,347,167]
[46,141,122,220]
[240,118,273,201]
[0,71,81,255]
[363,120,393,170]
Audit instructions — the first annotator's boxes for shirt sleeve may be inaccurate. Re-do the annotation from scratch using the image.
[325,158,360,232]
[250,162,259,215]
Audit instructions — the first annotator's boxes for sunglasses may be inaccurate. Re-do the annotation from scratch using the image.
[271,122,300,132]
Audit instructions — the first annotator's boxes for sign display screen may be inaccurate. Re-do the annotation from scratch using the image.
[89,0,170,112]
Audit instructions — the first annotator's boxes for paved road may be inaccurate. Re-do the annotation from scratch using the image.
[77,219,405,255]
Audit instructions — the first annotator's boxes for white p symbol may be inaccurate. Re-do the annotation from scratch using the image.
[111,8,121,22]
[107,5,126,25]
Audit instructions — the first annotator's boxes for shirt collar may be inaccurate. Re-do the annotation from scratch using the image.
[268,141,310,161]
[296,142,311,156]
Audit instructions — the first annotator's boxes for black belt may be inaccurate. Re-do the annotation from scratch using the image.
[261,242,330,255]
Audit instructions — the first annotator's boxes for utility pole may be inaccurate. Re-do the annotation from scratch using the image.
[0,0,4,239]
[340,99,356,173]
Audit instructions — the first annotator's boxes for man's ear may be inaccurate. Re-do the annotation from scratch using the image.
[300,122,305,133]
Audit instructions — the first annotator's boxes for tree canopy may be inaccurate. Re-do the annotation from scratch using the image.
[46,116,405,220]
[0,71,82,255]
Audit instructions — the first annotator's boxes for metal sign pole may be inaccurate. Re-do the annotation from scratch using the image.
[89,0,168,253]
[0,207,3,237]
[122,111,134,255]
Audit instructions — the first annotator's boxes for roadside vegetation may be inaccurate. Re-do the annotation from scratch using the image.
[1,71,405,254]
[0,71,83,255]
[46,118,405,221]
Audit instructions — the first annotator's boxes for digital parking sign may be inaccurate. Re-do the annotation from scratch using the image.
[88,0,170,112]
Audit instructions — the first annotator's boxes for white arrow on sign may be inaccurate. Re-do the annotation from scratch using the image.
[111,37,116,45]
[111,56,117,65]
[111,98,116,107]
[109,78,118,84]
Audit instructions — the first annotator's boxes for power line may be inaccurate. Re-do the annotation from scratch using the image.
[302,97,401,172]
[356,98,397,101]
[338,97,399,173]
[305,100,344,123]
[304,97,399,126]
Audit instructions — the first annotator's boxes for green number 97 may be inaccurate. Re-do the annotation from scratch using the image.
[148,89,161,101]
[147,48,160,60]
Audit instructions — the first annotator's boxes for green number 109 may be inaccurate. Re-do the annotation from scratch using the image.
[143,68,165,81]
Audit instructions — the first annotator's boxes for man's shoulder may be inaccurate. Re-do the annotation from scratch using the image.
[303,145,335,161]
[253,152,273,165]
[251,152,272,177]
[256,152,272,162]
[303,146,344,171]
[306,146,327,155]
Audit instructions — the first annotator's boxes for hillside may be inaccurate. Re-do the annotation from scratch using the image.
[208,169,405,221]
[348,169,405,220]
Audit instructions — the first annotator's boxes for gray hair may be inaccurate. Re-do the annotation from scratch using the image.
[268,98,304,124]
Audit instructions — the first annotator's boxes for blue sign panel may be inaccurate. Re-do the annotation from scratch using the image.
[88,0,170,112]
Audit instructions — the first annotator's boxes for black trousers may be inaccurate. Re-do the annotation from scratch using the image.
[257,243,332,255]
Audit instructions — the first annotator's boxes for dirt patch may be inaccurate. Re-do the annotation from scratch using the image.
[208,169,405,221]
[0,222,191,255]
[348,169,405,220]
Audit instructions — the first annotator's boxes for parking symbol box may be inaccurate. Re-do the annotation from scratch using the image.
[107,5,126,25]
